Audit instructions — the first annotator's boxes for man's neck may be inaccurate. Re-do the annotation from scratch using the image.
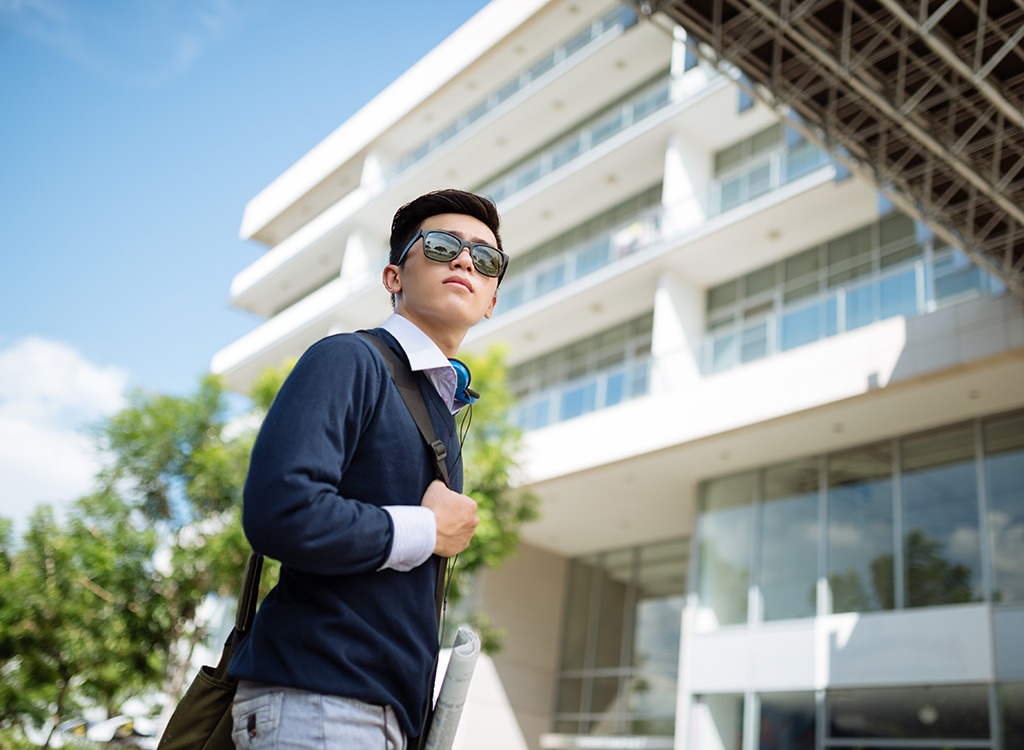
[393,311,465,358]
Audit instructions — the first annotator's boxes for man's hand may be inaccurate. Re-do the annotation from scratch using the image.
[421,479,479,557]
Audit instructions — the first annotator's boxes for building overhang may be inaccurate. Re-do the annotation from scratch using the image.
[635,0,1024,299]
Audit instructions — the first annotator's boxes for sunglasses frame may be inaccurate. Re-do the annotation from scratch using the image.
[397,229,508,279]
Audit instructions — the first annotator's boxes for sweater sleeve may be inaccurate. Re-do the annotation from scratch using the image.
[240,335,397,575]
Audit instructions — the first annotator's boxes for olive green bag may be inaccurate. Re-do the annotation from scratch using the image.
[156,551,264,750]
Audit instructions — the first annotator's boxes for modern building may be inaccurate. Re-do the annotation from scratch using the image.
[212,1,1024,748]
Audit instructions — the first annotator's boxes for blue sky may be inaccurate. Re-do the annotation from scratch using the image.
[0,0,490,530]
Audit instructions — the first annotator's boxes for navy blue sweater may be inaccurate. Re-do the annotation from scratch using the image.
[228,329,462,738]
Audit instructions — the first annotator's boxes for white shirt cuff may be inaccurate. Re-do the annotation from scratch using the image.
[381,506,436,572]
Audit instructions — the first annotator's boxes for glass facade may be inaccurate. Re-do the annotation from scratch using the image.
[683,411,1024,747]
[759,459,819,621]
[508,314,653,431]
[703,211,1005,374]
[553,539,688,738]
[711,124,832,215]
[694,473,755,628]
[901,423,983,607]
[495,184,663,316]
[759,692,815,750]
[475,70,672,204]
[827,443,895,612]
[826,685,990,745]
[985,412,1024,604]
[694,411,1023,627]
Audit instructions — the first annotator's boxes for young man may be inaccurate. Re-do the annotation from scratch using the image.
[228,189,509,749]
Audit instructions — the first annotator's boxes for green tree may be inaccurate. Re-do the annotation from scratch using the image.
[0,496,164,747]
[0,345,532,733]
[445,346,538,650]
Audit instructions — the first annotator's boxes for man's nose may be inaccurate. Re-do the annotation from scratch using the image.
[451,246,474,270]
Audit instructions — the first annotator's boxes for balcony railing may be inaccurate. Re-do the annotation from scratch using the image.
[476,73,672,204]
[496,205,663,315]
[700,247,1004,374]
[710,138,834,216]
[509,357,651,431]
[393,6,638,176]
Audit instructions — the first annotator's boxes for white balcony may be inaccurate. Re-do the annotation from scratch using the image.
[517,293,1024,557]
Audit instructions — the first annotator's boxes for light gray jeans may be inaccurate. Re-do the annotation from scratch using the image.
[231,680,407,750]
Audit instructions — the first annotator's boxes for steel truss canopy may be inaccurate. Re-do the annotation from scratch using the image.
[644,0,1024,298]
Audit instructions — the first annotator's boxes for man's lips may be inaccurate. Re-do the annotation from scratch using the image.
[443,275,474,292]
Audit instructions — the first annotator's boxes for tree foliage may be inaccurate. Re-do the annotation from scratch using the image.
[457,345,538,575]
[0,346,532,737]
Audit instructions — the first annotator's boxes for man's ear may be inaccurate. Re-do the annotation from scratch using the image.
[482,292,498,320]
[382,265,402,295]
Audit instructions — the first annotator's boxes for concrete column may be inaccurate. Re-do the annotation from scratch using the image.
[651,269,705,396]
[359,149,387,190]
[662,132,710,238]
[339,229,384,283]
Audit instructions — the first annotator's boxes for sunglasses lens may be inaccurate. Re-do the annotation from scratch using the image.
[470,246,503,277]
[422,232,461,261]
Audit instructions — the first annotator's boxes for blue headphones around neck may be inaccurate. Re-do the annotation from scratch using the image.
[449,358,479,404]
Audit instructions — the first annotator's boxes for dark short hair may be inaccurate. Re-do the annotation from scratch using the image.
[389,189,505,286]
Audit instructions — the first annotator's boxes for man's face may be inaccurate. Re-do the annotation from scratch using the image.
[386,212,500,333]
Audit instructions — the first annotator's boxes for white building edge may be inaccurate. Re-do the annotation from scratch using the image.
[212,1,1024,748]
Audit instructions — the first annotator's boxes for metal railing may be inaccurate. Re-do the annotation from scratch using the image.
[392,6,638,176]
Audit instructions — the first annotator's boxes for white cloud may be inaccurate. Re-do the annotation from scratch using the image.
[0,0,271,87]
[0,338,128,535]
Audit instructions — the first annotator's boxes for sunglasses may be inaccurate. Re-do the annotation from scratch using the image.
[398,229,508,279]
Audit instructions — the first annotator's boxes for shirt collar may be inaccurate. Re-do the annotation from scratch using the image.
[380,314,462,413]
[381,314,450,372]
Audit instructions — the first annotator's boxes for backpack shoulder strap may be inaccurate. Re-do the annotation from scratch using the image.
[357,330,450,487]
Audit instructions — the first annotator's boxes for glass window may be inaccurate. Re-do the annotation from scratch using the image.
[710,331,739,374]
[879,267,920,319]
[560,382,597,421]
[785,139,827,181]
[555,676,584,728]
[934,248,986,301]
[551,137,582,169]
[751,123,783,154]
[709,281,738,312]
[784,247,821,285]
[827,226,872,268]
[560,556,598,671]
[555,542,684,738]
[695,474,755,628]
[828,444,895,612]
[575,238,610,277]
[984,412,1024,604]
[760,459,819,621]
[901,423,983,607]
[780,299,826,351]
[748,162,773,201]
[715,142,745,173]
[690,694,743,750]
[844,280,877,331]
[745,265,776,298]
[827,684,990,741]
[718,176,743,212]
[741,321,769,363]
[879,211,916,248]
[759,692,816,750]
[1000,682,1024,750]
[605,371,626,407]
[627,541,687,736]
[594,549,633,670]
